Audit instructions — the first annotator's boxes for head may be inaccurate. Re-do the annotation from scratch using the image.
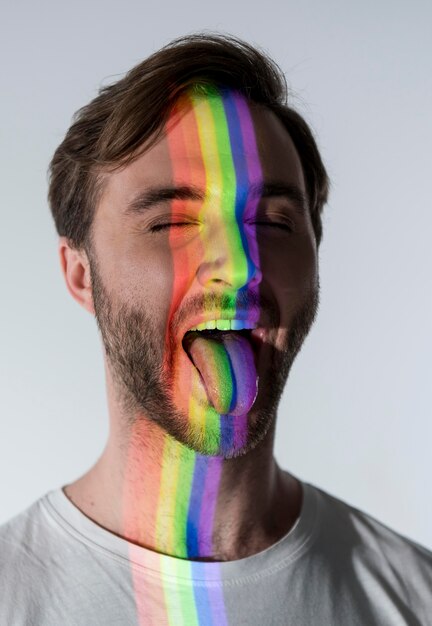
[50,34,329,459]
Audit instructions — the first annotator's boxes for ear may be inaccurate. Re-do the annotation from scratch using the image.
[58,237,95,315]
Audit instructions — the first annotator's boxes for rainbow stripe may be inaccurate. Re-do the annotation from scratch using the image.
[124,86,263,624]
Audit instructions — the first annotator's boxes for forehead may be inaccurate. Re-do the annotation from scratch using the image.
[99,89,306,208]
[166,89,305,186]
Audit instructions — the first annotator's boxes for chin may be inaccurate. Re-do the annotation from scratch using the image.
[166,395,276,459]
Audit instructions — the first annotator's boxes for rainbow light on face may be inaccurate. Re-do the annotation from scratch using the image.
[166,85,263,457]
[123,86,263,624]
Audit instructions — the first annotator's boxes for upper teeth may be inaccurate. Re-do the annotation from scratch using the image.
[188,319,257,332]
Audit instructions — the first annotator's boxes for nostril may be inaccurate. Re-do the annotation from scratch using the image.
[247,268,262,287]
[196,255,254,290]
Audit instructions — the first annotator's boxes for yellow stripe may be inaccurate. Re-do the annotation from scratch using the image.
[155,437,181,553]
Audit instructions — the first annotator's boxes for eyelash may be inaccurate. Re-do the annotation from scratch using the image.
[150,221,293,233]
[251,221,293,232]
[150,222,196,232]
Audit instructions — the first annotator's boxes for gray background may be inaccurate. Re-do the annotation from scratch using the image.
[1,0,431,549]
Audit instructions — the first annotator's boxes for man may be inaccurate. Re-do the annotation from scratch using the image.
[1,33,431,625]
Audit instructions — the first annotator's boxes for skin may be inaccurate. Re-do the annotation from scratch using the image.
[59,88,318,562]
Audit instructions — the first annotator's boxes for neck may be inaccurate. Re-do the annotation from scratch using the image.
[64,378,302,561]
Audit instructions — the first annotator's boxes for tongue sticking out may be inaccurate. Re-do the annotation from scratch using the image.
[185,331,258,415]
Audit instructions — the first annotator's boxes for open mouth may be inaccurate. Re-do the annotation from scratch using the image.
[182,317,265,355]
[182,326,265,373]
[183,327,255,352]
[181,322,262,415]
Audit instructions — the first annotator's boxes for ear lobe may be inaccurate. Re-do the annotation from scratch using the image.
[58,237,95,315]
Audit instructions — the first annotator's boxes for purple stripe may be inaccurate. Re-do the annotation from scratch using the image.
[198,456,223,554]
[232,95,261,455]
[234,414,248,450]
[233,93,262,185]
[205,563,229,626]
[233,93,262,330]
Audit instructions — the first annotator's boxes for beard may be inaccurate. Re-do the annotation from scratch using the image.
[88,250,319,458]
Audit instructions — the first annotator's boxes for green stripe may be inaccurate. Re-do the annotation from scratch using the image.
[207,91,249,288]
[203,404,223,455]
[162,558,199,626]
[172,446,196,557]
[210,340,233,411]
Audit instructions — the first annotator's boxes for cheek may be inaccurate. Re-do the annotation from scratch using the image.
[162,235,204,307]
[102,234,176,327]
[259,234,318,308]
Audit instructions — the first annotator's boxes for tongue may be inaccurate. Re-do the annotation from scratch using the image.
[186,332,258,415]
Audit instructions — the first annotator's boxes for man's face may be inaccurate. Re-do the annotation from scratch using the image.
[88,87,318,458]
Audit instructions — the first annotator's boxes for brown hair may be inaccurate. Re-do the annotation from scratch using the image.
[48,33,329,250]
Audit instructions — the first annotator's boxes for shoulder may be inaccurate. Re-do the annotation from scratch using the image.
[0,490,81,581]
[312,482,432,562]
[0,496,48,566]
[307,482,432,610]
[0,493,61,622]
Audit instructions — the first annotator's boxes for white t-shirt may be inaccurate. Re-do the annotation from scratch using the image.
[1,479,431,625]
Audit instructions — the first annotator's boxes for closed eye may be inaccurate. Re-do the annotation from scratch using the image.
[248,220,294,232]
[149,221,199,232]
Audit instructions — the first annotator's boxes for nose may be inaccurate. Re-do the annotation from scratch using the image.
[196,219,262,290]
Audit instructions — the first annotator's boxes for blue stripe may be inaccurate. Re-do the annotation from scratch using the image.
[190,562,215,626]
[221,90,255,287]
[186,456,207,556]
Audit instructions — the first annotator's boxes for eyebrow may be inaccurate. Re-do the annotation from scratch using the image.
[255,182,308,215]
[124,182,308,217]
[125,185,204,216]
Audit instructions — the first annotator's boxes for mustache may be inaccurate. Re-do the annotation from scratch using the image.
[171,290,278,333]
